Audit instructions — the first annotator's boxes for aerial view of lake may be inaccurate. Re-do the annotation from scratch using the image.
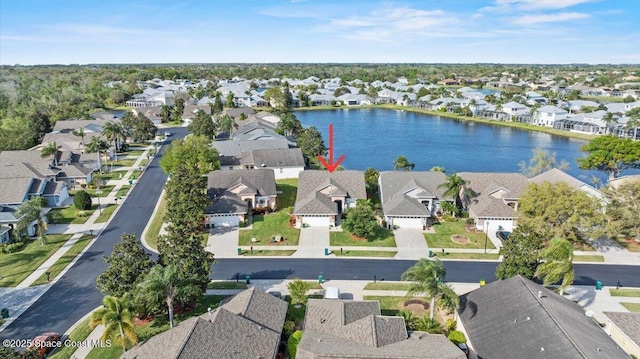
[296,108,606,184]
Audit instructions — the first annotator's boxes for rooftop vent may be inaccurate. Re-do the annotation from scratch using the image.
[207,307,212,316]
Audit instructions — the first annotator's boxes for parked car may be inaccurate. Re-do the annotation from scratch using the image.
[496,231,511,241]
[27,332,60,357]
[324,287,340,300]
[164,131,171,137]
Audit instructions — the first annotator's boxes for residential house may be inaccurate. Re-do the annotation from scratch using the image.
[293,170,366,227]
[211,139,290,171]
[378,171,448,229]
[121,287,288,359]
[530,168,605,201]
[337,93,373,106]
[205,169,277,227]
[604,312,640,358]
[533,105,568,127]
[458,172,530,233]
[0,205,51,240]
[457,275,629,359]
[500,101,530,117]
[296,298,465,359]
[239,148,305,179]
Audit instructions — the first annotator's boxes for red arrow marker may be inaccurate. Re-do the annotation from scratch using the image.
[317,124,345,173]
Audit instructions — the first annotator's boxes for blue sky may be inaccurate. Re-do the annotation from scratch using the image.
[1,0,638,65]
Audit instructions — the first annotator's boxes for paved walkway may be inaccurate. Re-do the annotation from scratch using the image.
[0,142,160,334]
[292,227,332,258]
[393,229,431,259]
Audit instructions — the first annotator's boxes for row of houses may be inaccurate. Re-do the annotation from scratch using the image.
[0,118,116,243]
[120,275,636,358]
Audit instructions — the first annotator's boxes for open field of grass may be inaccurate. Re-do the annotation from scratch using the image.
[333,249,397,257]
[610,289,640,297]
[330,228,396,247]
[425,220,496,249]
[94,204,118,223]
[144,195,167,251]
[239,212,300,245]
[0,234,72,286]
[31,234,94,286]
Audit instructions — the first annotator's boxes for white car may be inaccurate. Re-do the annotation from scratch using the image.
[164,131,171,137]
[324,287,340,300]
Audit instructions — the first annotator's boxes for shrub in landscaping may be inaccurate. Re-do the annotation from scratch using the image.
[1,241,27,254]
[447,330,467,345]
[342,203,378,239]
[287,330,303,359]
[445,319,457,334]
[288,279,311,305]
[283,320,296,337]
[74,190,92,210]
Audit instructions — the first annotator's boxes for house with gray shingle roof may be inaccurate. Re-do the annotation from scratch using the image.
[293,170,366,227]
[379,171,449,229]
[212,139,290,170]
[121,287,288,359]
[530,168,605,201]
[206,169,277,228]
[239,148,305,179]
[457,276,629,359]
[458,172,530,234]
[604,312,640,358]
[296,299,465,359]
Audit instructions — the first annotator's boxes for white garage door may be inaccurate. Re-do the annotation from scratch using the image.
[302,216,331,227]
[210,215,239,227]
[485,220,514,233]
[391,217,423,229]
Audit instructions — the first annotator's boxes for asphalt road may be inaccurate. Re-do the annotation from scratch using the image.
[211,258,640,287]
[3,126,640,344]
[0,126,186,342]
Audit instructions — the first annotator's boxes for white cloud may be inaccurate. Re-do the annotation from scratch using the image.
[494,0,593,10]
[513,12,590,25]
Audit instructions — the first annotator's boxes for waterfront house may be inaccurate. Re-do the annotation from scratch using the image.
[500,101,530,117]
[293,170,366,227]
[533,105,568,127]
[530,168,605,201]
[457,275,629,359]
[205,169,277,227]
[378,171,449,229]
[296,299,465,359]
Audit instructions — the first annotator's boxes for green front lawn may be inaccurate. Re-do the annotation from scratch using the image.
[239,212,300,245]
[330,228,396,247]
[0,234,72,287]
[111,158,137,167]
[124,149,145,157]
[31,235,94,286]
[70,186,115,198]
[363,295,426,316]
[425,220,496,249]
[94,204,118,223]
[621,302,640,312]
[610,289,640,297]
[49,205,97,224]
[334,250,397,257]
[276,178,298,210]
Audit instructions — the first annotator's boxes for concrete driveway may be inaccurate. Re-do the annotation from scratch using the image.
[394,229,430,259]
[292,226,331,258]
[206,226,240,258]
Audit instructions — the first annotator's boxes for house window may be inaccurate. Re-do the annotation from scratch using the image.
[280,168,283,173]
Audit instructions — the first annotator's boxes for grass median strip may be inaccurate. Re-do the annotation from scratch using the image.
[0,234,72,287]
[207,281,248,290]
[145,194,167,251]
[363,282,412,291]
[241,249,296,256]
[573,255,604,262]
[31,234,94,286]
[610,289,640,297]
[435,252,500,260]
[621,303,640,312]
[49,318,92,359]
[94,204,117,223]
[334,250,397,257]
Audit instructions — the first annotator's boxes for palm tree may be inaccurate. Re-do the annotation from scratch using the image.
[393,155,415,171]
[90,294,138,353]
[136,265,199,328]
[438,174,470,214]
[415,317,444,334]
[287,279,311,306]
[72,128,86,151]
[40,141,59,166]
[102,121,125,160]
[602,112,617,135]
[625,114,640,141]
[399,310,418,330]
[401,258,459,320]
[85,136,108,174]
[535,237,574,295]
[16,197,47,244]
[217,114,238,137]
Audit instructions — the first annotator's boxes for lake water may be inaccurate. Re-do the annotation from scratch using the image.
[296,108,607,184]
